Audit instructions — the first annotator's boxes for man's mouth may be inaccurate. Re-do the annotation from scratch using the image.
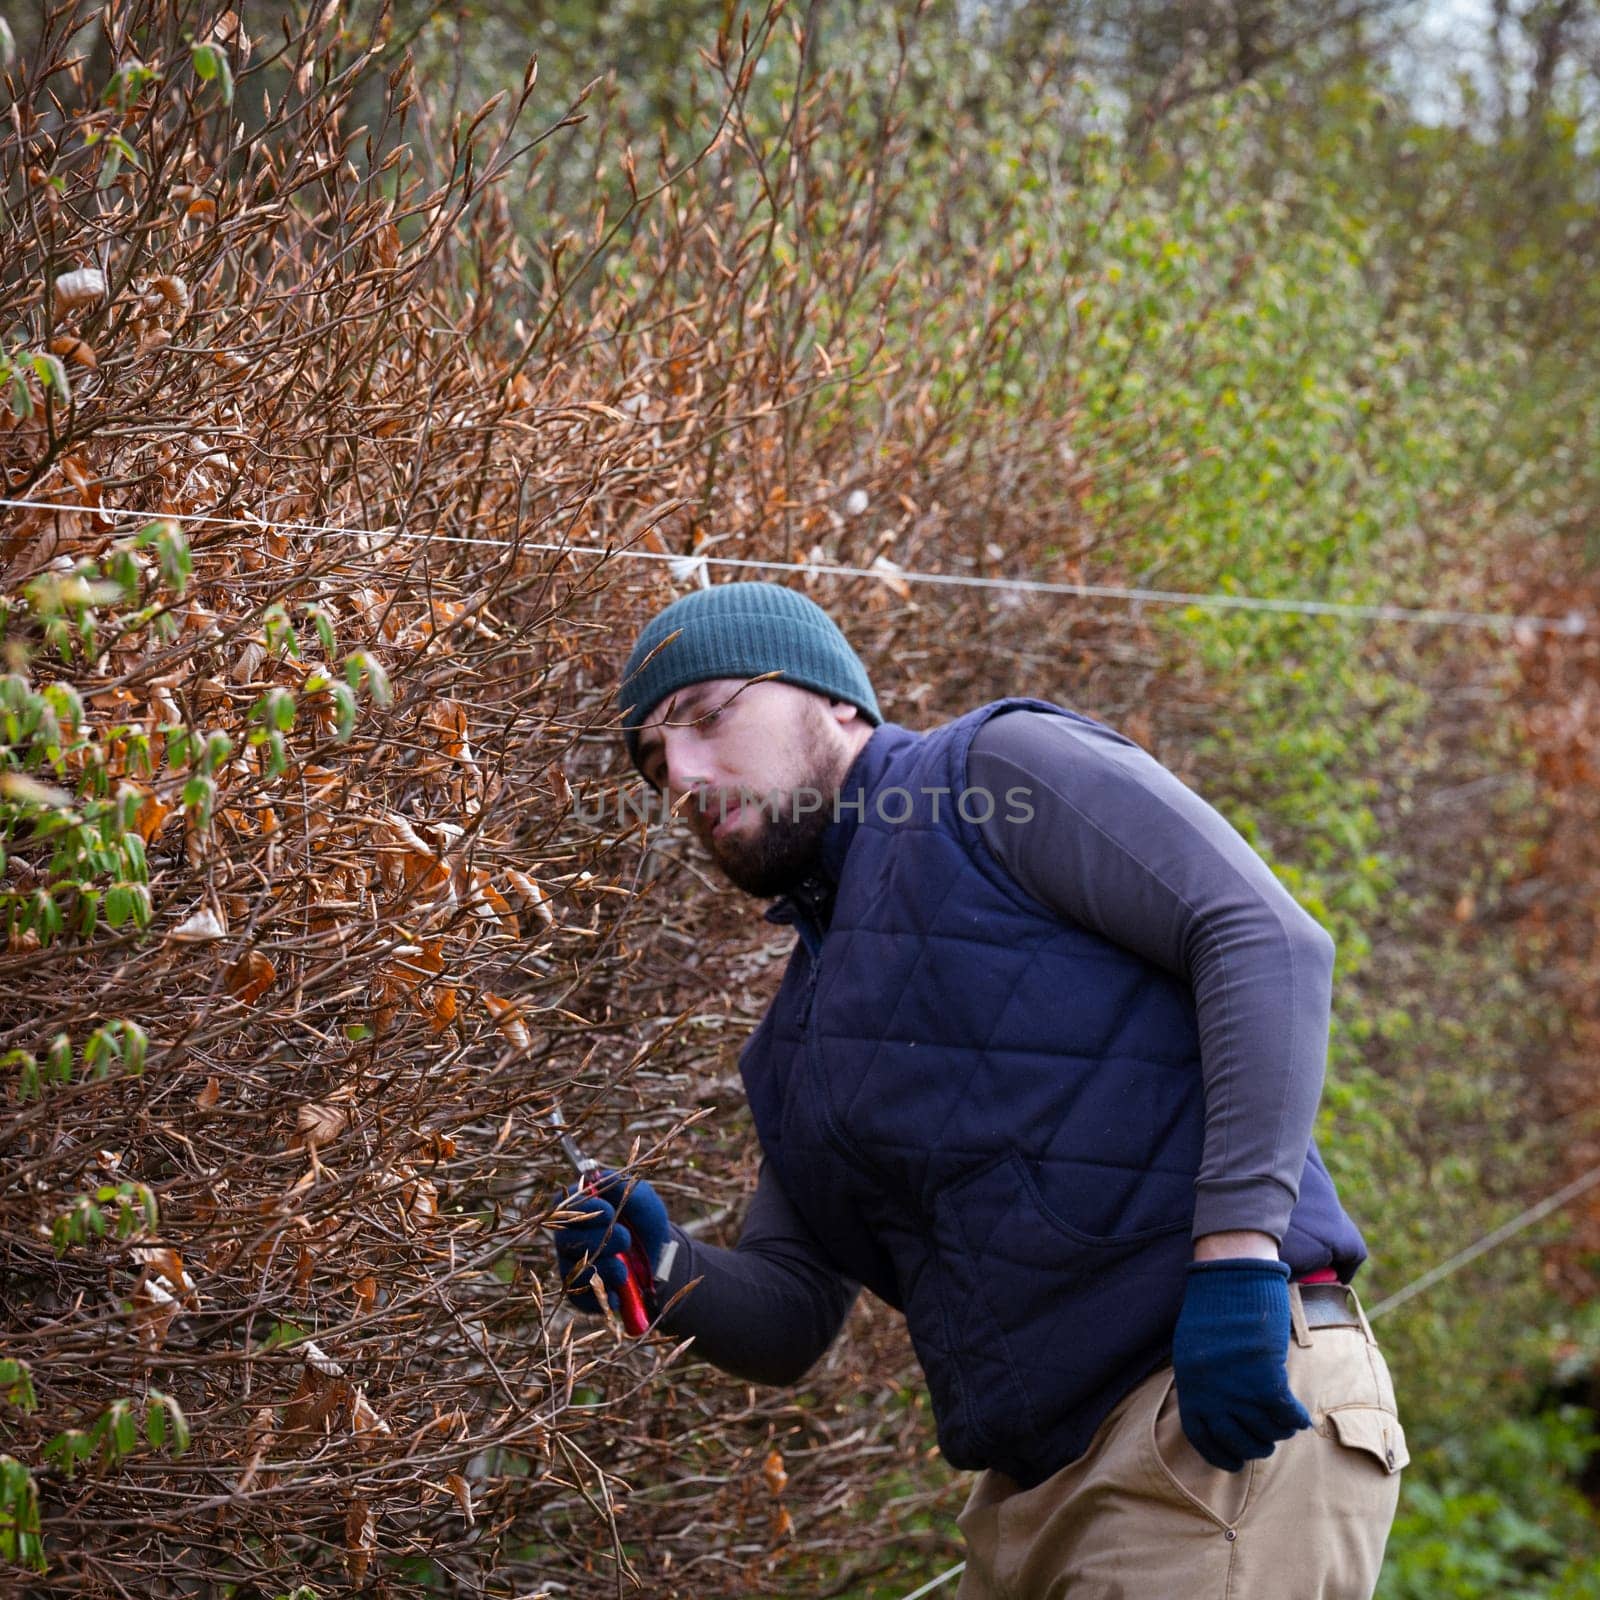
[709,803,741,839]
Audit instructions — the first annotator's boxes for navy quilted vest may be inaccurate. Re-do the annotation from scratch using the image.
[739,695,1367,1487]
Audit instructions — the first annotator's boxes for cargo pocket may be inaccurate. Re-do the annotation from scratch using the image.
[1325,1404,1409,1476]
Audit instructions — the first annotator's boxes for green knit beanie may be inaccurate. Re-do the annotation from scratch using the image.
[619,581,881,778]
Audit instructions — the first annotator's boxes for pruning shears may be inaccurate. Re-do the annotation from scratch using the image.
[550,1105,654,1337]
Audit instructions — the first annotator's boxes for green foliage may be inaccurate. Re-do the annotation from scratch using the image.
[0,520,200,948]
[345,648,393,707]
[42,1391,189,1481]
[50,1179,158,1254]
[0,1359,38,1416]
[190,41,235,106]
[0,1454,45,1573]
[7,1021,149,1106]
[1380,1411,1600,1600]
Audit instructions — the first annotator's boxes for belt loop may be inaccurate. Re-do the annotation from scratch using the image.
[1289,1282,1313,1348]
[1346,1283,1377,1347]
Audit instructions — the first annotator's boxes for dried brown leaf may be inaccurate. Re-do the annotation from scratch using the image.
[350,1385,393,1438]
[445,1471,474,1526]
[225,949,277,1005]
[346,1497,375,1583]
[48,335,96,370]
[430,983,458,1032]
[482,992,533,1051]
[295,1101,348,1149]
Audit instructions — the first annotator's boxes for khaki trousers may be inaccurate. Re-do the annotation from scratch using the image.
[954,1283,1407,1600]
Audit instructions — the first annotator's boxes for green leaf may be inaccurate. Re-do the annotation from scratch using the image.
[309,607,337,657]
[263,604,300,659]
[82,1027,116,1078]
[201,731,232,774]
[191,42,235,106]
[101,58,158,108]
[41,682,84,731]
[110,1400,136,1457]
[44,1428,89,1478]
[0,1359,37,1414]
[121,1021,148,1076]
[106,889,136,934]
[46,1033,72,1084]
[0,1454,45,1572]
[150,1391,189,1454]
[5,1050,40,1104]
[155,525,192,596]
[31,353,70,403]
[346,651,392,707]
[331,681,357,741]
[181,775,215,828]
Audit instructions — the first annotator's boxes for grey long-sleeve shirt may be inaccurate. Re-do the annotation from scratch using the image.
[655,707,1337,1381]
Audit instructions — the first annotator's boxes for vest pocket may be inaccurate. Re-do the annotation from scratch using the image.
[932,1153,1193,1465]
[1006,1149,1196,1246]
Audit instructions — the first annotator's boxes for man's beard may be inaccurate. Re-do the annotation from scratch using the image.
[711,712,847,899]
[712,786,837,898]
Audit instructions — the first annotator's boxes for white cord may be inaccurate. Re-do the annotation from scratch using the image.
[1,496,1588,637]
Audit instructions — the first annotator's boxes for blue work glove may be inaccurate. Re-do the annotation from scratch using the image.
[549,1169,672,1316]
[1171,1258,1313,1472]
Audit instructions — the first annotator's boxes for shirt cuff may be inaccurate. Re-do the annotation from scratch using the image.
[652,1222,699,1328]
[1191,1176,1296,1245]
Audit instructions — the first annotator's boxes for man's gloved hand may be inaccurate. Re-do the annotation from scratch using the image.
[550,1169,672,1316]
[1171,1258,1313,1472]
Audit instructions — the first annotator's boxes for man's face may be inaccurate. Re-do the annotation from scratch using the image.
[633,676,873,898]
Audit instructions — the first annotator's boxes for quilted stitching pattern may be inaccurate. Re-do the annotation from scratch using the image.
[739,696,1366,1487]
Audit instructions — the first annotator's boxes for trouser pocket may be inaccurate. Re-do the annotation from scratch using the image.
[1146,1366,1257,1529]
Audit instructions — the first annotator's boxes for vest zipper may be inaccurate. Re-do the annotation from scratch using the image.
[797,958,820,1025]
[794,912,823,1024]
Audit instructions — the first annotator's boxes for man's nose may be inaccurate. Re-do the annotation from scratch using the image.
[660,737,712,811]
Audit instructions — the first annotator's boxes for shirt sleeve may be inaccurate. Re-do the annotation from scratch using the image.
[966,707,1336,1244]
[654,1159,860,1384]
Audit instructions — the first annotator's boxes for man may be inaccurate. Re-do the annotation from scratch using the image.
[551,580,1405,1598]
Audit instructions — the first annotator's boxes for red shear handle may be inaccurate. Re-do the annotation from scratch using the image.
[615,1242,654,1337]
[580,1171,655,1337]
